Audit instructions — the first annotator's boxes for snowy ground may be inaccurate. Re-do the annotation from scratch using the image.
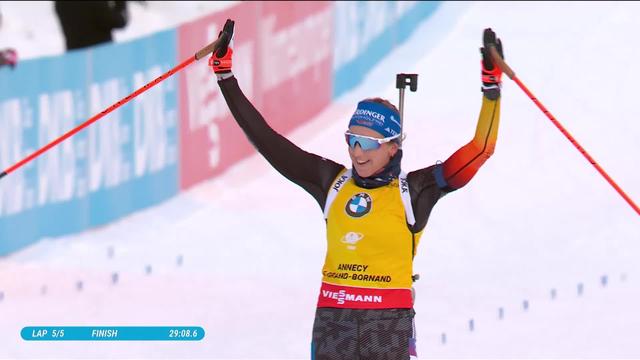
[1,1,640,359]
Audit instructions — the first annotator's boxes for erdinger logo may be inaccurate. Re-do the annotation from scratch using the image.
[340,232,364,250]
[354,109,385,121]
[345,193,372,218]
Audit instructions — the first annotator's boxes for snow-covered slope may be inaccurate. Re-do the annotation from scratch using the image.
[1,2,639,359]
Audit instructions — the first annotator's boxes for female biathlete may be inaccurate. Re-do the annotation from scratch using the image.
[210,20,504,360]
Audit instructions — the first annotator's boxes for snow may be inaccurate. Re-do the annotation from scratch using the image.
[1,1,639,359]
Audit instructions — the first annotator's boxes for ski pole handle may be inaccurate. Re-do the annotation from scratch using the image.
[197,18,234,61]
[488,45,515,79]
[195,36,222,60]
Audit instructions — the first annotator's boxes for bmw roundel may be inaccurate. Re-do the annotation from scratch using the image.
[345,193,372,218]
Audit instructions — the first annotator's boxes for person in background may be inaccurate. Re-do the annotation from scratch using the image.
[54,1,128,51]
[0,7,17,69]
[0,48,17,69]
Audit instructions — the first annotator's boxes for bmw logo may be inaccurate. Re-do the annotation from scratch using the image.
[345,193,372,218]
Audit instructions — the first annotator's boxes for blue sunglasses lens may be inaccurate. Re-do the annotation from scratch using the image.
[345,134,381,151]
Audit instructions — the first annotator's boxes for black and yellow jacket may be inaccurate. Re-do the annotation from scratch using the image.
[218,76,500,309]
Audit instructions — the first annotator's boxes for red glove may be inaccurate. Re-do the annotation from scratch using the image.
[209,46,232,74]
[209,19,234,74]
[482,60,502,85]
[0,49,17,69]
[480,28,503,99]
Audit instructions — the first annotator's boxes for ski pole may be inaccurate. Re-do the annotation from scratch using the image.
[396,73,418,146]
[488,45,640,216]
[0,36,225,182]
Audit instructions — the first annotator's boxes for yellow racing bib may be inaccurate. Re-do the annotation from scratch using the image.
[317,169,423,309]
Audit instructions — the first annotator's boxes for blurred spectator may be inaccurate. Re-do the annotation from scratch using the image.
[55,1,129,51]
[0,7,18,69]
[0,48,17,69]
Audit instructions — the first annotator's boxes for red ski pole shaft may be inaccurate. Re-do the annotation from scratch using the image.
[0,37,221,181]
[488,45,640,216]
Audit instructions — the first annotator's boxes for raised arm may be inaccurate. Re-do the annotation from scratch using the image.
[407,28,504,232]
[439,96,500,190]
[435,28,504,192]
[217,77,345,208]
[211,21,344,209]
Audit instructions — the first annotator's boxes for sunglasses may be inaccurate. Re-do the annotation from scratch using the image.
[344,131,401,151]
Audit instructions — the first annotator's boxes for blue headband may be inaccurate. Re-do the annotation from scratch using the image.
[348,101,401,138]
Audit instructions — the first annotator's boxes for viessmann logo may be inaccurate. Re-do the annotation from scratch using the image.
[321,289,383,305]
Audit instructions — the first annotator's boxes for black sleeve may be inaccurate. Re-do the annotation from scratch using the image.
[218,76,345,210]
[407,164,447,233]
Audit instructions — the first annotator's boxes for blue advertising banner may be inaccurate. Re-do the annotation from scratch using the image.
[86,30,179,227]
[332,1,441,98]
[0,29,178,255]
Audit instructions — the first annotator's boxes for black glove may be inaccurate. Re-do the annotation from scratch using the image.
[480,28,503,100]
[215,19,235,58]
